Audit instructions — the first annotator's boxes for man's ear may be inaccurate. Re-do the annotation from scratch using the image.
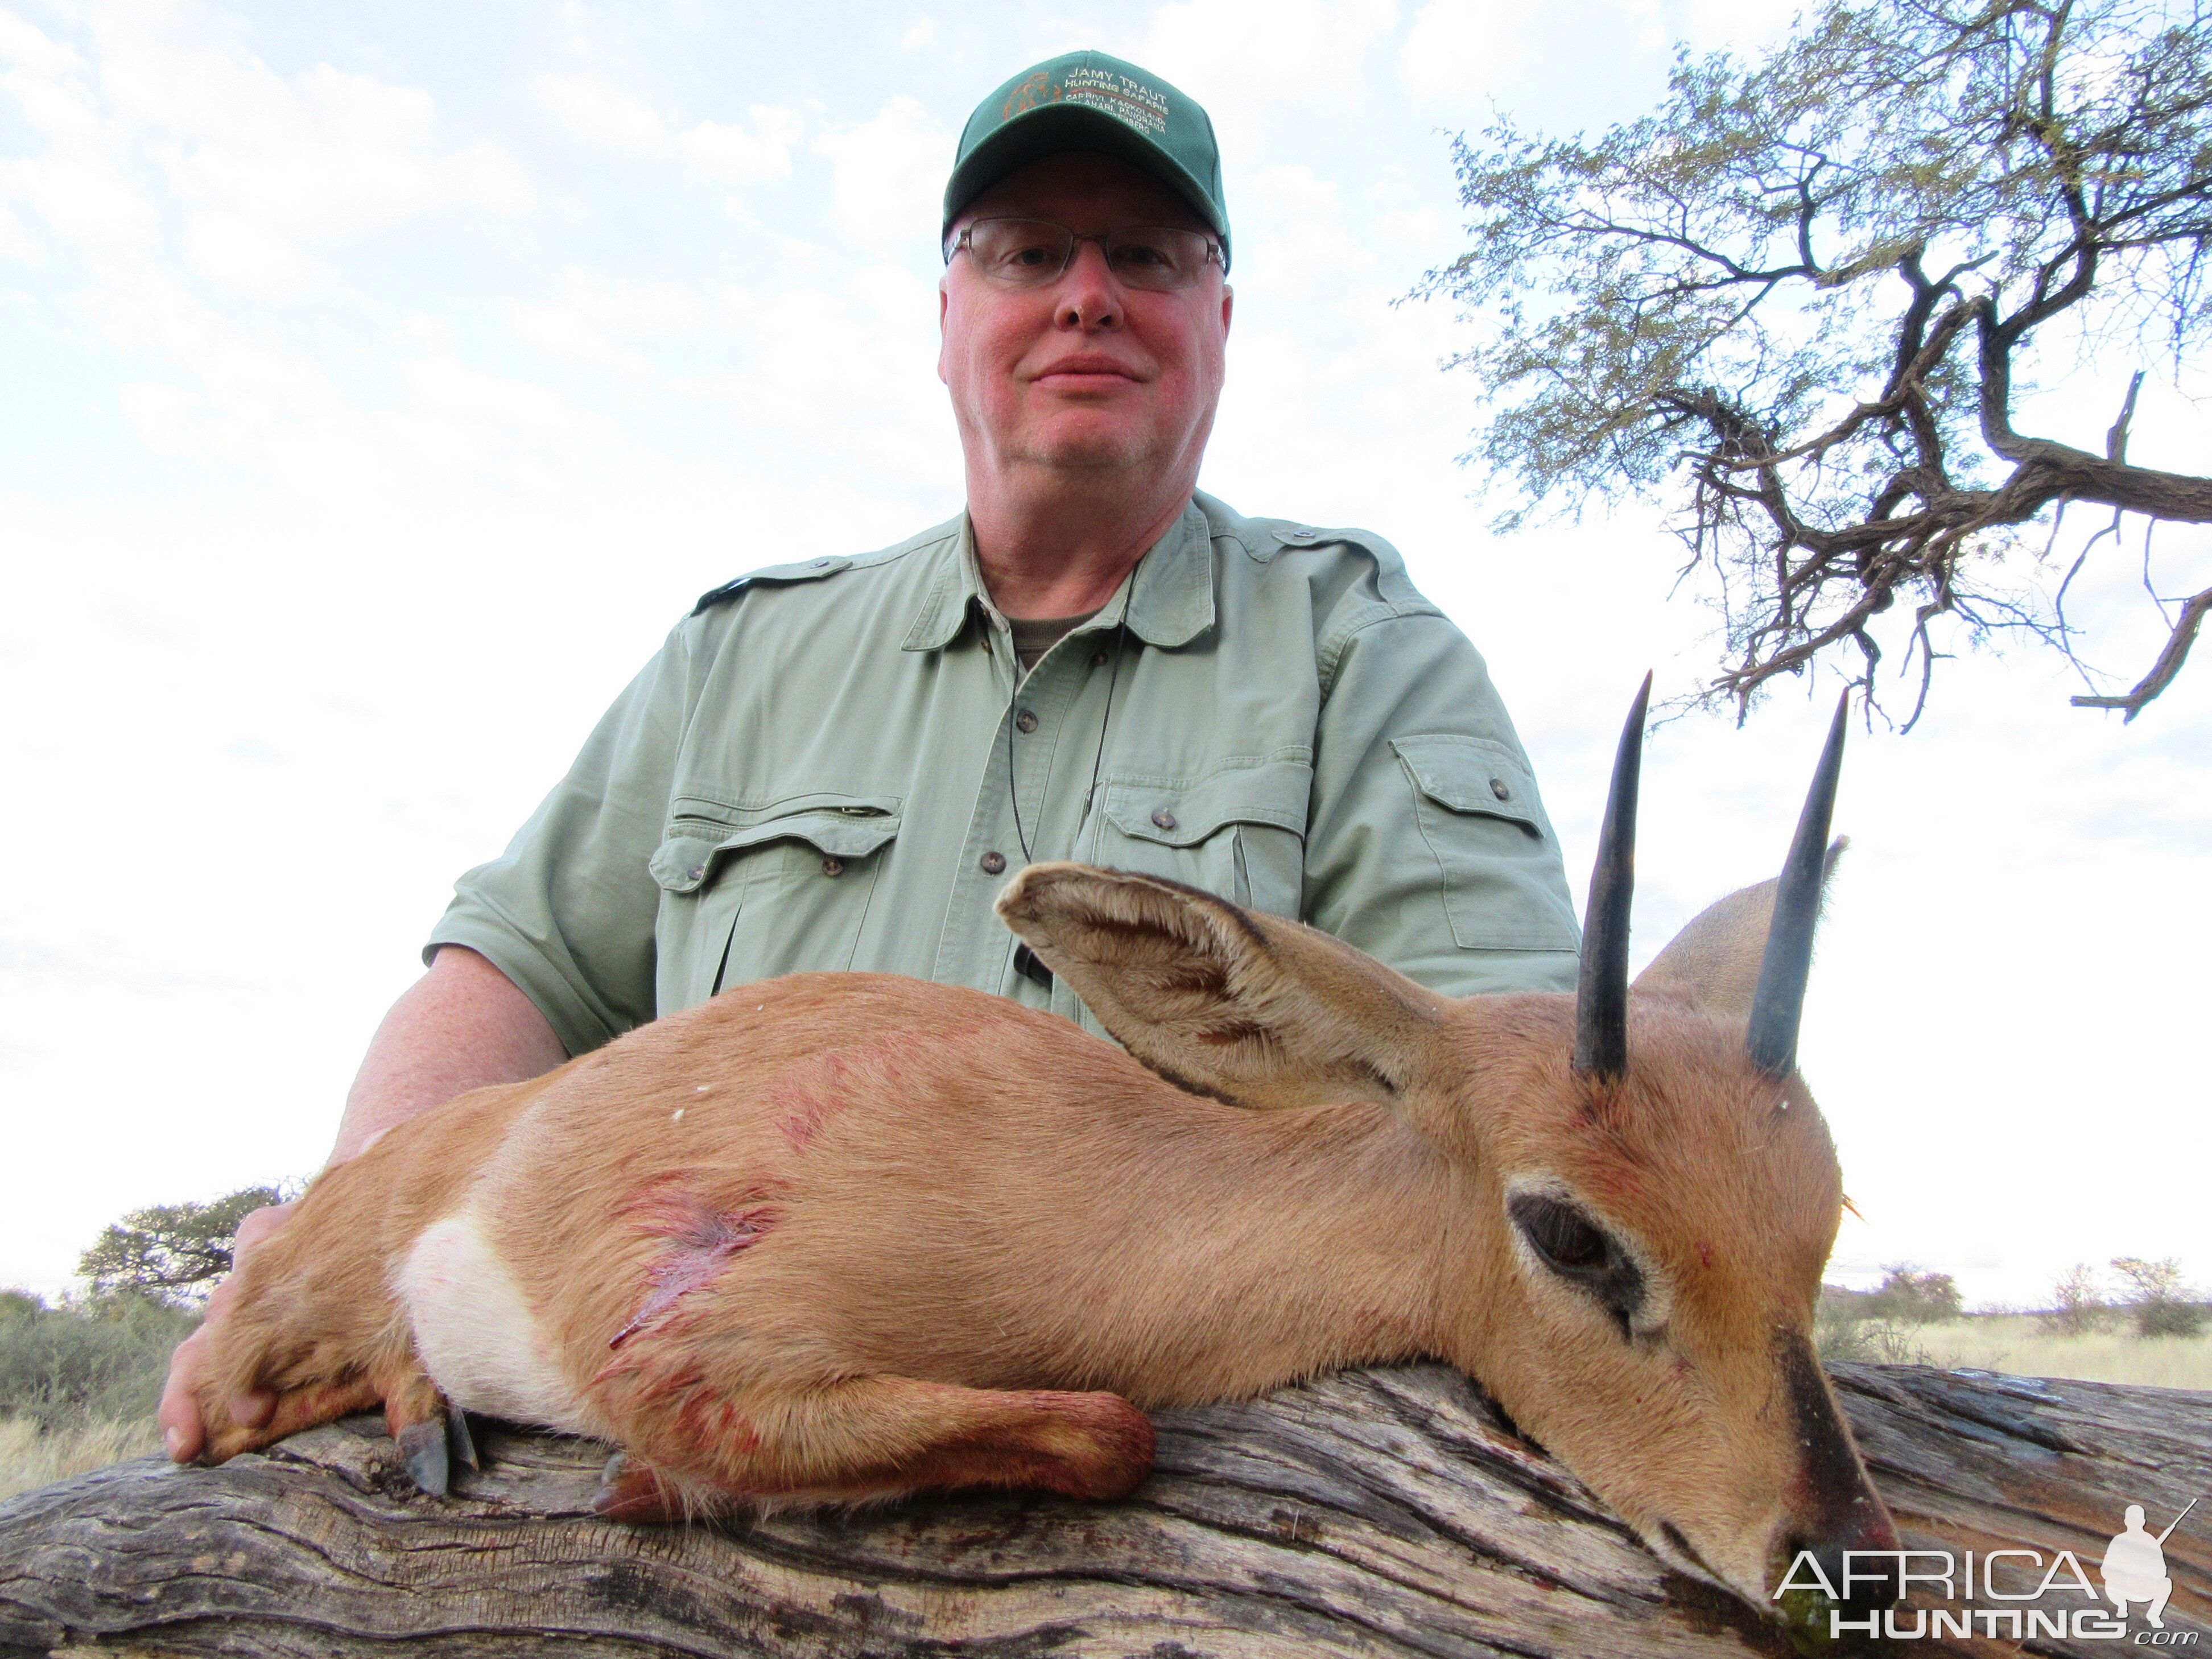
[995,862,1445,1110]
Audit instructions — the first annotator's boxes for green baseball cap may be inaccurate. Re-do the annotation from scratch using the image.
[944,51,1231,271]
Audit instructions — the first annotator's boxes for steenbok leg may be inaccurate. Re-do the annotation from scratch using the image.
[590,1375,1156,1521]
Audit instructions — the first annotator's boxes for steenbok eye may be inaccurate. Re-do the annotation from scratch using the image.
[1508,1194,1647,1338]
[1520,1199,1608,1270]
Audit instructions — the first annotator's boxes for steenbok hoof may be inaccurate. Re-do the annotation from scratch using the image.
[395,1417,448,1495]
[447,1405,480,1472]
[589,1451,681,1523]
[394,1401,479,1495]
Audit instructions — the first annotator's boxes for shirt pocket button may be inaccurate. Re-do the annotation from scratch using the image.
[821,856,845,878]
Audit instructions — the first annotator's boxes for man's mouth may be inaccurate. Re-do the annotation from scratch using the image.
[1031,355,1144,386]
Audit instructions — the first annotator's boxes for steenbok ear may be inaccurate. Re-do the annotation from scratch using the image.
[995,863,1445,1111]
[1633,839,1847,1017]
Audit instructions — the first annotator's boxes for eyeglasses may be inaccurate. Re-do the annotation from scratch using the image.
[945,217,1224,292]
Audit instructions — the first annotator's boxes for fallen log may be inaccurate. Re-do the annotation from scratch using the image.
[1,1361,2205,1658]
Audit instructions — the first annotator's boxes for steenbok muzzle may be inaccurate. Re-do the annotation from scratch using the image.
[191,681,1899,1630]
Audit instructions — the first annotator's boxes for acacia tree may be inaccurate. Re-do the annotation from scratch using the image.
[77,1186,286,1308]
[1418,0,2212,723]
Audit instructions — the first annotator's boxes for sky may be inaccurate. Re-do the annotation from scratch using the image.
[2,0,2205,1312]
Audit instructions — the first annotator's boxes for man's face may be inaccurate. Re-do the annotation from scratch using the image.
[939,152,1232,488]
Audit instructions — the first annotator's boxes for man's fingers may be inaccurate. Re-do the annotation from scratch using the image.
[158,1327,210,1462]
[233,1200,298,1256]
[157,1199,300,1463]
[227,1389,275,1428]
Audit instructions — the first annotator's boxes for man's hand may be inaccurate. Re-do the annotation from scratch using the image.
[159,946,566,1463]
[158,1199,295,1461]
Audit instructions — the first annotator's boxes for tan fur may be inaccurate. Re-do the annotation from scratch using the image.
[1635,838,1848,1014]
[195,854,1892,1620]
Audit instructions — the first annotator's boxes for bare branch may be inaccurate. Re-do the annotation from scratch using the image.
[2070,585,2212,719]
[2106,368,2145,460]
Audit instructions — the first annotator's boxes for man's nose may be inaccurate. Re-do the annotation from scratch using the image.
[1054,240,1123,329]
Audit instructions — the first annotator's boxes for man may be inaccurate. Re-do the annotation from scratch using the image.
[162,50,1579,1459]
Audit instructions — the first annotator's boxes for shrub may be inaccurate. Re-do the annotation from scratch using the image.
[0,1294,196,1432]
[1861,1264,1964,1326]
[0,1289,43,1323]
[2110,1257,2207,1339]
[2039,1264,2111,1337]
[1815,1286,1932,1365]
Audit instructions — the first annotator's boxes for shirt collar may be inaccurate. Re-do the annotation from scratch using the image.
[901,500,1215,653]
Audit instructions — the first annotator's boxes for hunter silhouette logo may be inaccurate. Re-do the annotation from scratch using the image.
[2105,1500,2194,1630]
[1774,1496,2203,1643]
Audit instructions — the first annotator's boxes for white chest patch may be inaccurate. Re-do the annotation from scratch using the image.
[395,1208,592,1434]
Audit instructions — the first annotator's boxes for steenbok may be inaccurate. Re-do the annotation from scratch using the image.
[189,682,1897,1629]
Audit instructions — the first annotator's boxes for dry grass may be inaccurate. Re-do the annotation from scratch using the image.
[0,1412,163,1503]
[1917,1315,2212,1389]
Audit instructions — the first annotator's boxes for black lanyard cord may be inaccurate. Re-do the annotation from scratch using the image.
[1008,617,1128,865]
[1007,620,1129,993]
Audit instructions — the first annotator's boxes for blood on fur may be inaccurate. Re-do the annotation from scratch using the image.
[607,1189,777,1350]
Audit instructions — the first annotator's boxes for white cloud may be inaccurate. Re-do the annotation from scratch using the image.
[511,269,711,379]
[1145,0,1400,130]
[184,208,317,298]
[511,303,651,379]
[1399,0,1518,98]
[0,58,159,266]
[1378,204,1442,244]
[115,380,207,455]
[0,7,529,300]
[0,9,81,77]
[1681,0,1799,49]
[100,21,530,246]
[539,79,797,185]
[813,96,952,247]
[675,262,956,484]
[678,107,798,181]
[1251,164,1339,216]
[400,313,453,350]
[1242,166,1373,294]
[0,196,39,261]
[0,148,159,265]
[540,75,669,151]
[403,353,589,435]
[564,273,711,336]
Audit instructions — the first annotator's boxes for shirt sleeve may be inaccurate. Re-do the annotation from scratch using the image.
[423,624,694,1057]
[1302,609,1582,996]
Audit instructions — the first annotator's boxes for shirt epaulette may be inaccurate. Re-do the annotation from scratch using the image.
[690,555,856,616]
[1208,507,1440,617]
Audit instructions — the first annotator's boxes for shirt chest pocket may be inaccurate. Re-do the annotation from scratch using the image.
[1087,757,1311,921]
[648,792,902,1012]
[1391,736,1580,951]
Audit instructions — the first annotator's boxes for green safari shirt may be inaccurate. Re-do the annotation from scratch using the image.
[428,493,1581,1057]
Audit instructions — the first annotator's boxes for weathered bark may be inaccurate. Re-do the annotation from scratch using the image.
[1,1362,2205,1658]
